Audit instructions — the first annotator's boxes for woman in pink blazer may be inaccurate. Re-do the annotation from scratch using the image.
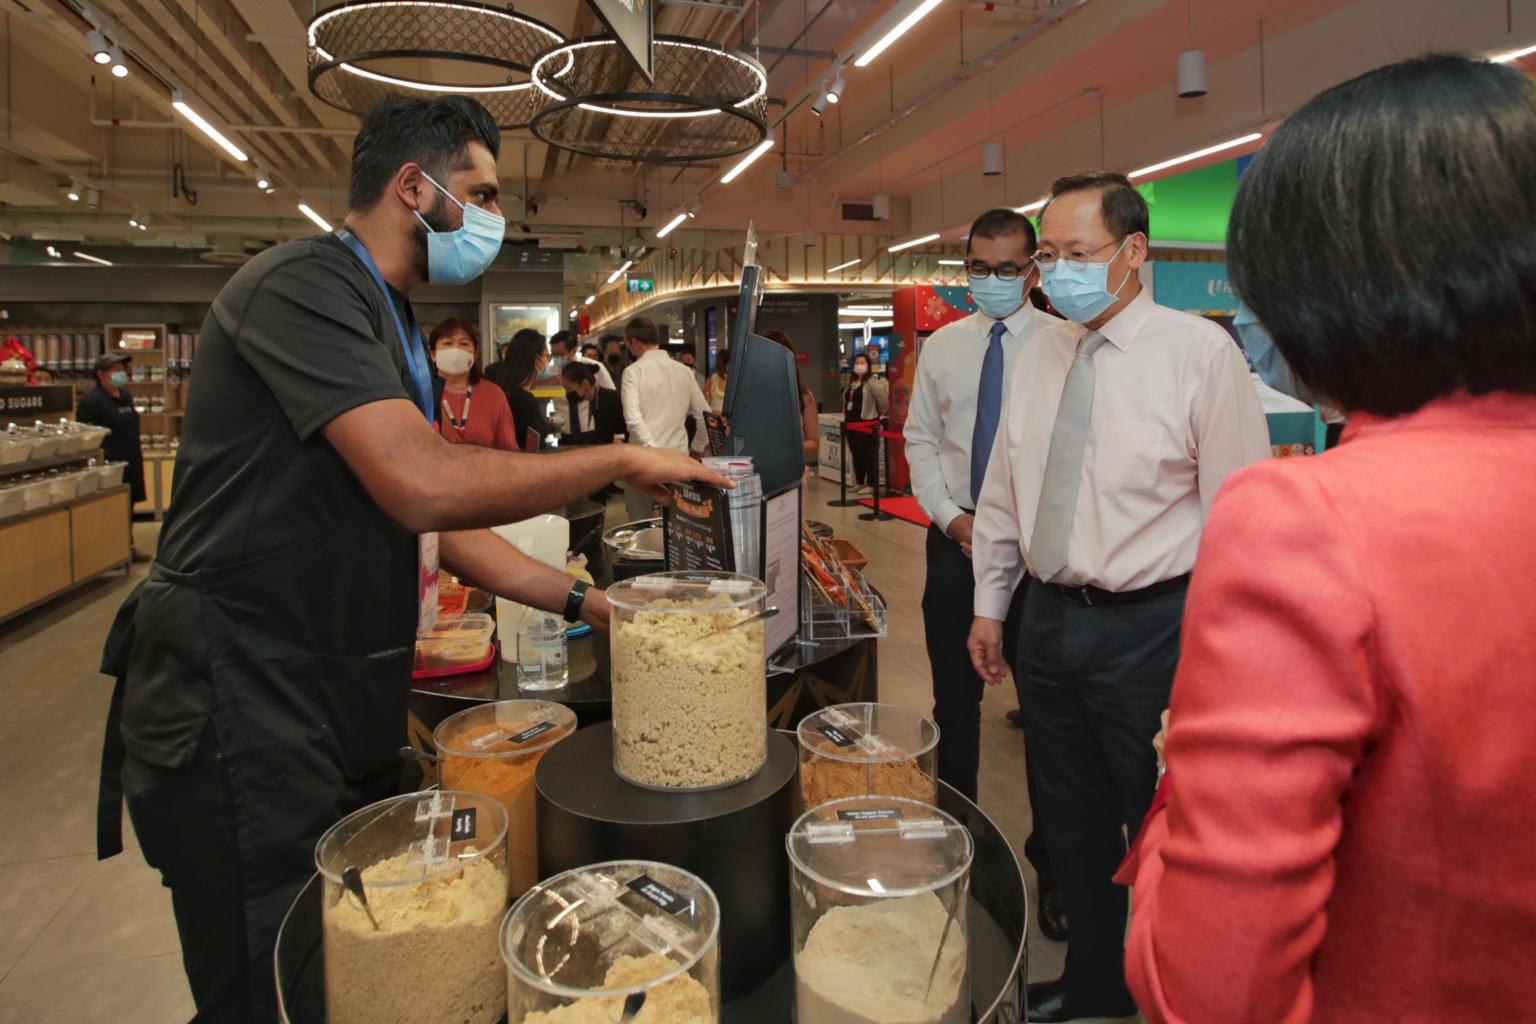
[1123,54,1536,1023]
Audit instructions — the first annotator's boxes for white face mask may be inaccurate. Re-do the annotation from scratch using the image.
[434,347,474,376]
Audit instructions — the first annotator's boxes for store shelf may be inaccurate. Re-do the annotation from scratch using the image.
[0,486,130,624]
[0,447,105,477]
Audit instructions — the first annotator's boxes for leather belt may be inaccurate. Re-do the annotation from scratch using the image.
[1040,573,1191,607]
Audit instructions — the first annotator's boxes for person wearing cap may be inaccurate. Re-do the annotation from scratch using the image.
[77,352,146,504]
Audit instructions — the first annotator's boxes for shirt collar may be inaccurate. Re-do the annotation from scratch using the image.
[1095,286,1154,351]
[637,347,670,364]
[980,303,1043,339]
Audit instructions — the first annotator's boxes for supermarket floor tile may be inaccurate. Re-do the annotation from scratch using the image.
[0,951,194,1024]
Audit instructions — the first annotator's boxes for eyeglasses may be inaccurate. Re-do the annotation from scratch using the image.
[965,261,1032,281]
[1032,238,1122,271]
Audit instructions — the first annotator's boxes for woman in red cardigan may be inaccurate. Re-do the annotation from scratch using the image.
[430,318,518,451]
[1123,54,1536,1022]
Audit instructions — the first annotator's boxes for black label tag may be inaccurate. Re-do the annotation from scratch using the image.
[450,807,477,842]
[837,807,905,822]
[508,721,557,744]
[817,723,860,748]
[626,874,691,916]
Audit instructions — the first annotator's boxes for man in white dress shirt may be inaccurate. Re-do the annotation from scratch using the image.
[968,172,1269,1022]
[620,315,710,520]
[904,208,1068,941]
[549,330,615,438]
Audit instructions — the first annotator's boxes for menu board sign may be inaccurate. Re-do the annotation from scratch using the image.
[664,481,735,572]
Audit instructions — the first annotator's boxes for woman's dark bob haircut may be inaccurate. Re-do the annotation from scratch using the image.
[1229,54,1536,417]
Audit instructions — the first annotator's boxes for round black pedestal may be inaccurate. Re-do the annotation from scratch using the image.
[536,722,798,1003]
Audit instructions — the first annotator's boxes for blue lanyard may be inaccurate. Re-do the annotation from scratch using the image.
[335,229,435,423]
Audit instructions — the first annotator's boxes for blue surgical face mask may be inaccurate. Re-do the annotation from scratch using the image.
[109,370,128,388]
[969,272,1027,320]
[1233,299,1317,405]
[1038,237,1134,324]
[414,170,505,286]
[548,354,568,373]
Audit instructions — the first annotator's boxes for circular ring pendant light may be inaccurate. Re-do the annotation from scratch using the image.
[529,35,768,163]
[307,0,565,129]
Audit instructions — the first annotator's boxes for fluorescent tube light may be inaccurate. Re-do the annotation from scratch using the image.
[855,0,945,67]
[1015,199,1046,214]
[720,139,775,184]
[172,90,249,163]
[298,203,333,232]
[1491,42,1536,63]
[72,251,113,266]
[828,259,862,273]
[1128,132,1263,179]
[583,295,595,305]
[938,259,964,265]
[606,260,633,284]
[889,232,941,253]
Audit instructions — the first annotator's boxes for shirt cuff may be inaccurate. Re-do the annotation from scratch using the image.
[974,587,1014,621]
[932,500,967,535]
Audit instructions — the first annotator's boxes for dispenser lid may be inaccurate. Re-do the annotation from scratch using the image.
[798,702,940,765]
[434,699,578,759]
[315,790,508,887]
[607,570,766,613]
[786,797,973,899]
[501,860,720,998]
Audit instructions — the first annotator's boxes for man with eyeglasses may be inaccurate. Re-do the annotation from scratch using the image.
[967,172,1268,1022]
[905,208,1068,943]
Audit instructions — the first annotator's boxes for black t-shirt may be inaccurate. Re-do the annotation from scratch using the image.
[122,234,425,769]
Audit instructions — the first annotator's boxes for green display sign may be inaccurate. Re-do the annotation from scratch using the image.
[1136,159,1240,244]
[627,278,655,293]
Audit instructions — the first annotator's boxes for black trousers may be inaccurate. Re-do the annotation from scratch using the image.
[124,724,397,1023]
[1013,576,1186,1006]
[846,422,879,486]
[923,525,1054,887]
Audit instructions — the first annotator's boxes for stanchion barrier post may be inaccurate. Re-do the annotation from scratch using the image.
[827,420,862,508]
[857,420,895,522]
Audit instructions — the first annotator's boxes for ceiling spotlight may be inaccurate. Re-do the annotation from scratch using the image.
[254,170,271,190]
[45,245,61,259]
[87,29,111,64]
[872,193,891,220]
[64,180,82,202]
[108,46,129,78]
[826,71,846,104]
[1177,49,1207,98]
[263,186,276,195]
[86,188,101,210]
[982,142,1003,177]
[128,216,139,229]
[811,92,828,117]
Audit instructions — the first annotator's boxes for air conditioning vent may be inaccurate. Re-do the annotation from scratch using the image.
[841,202,877,222]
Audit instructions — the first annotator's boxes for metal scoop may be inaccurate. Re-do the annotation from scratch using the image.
[689,606,779,645]
[342,866,381,931]
[924,875,969,1000]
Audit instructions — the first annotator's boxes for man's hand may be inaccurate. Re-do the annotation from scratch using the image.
[580,587,612,633]
[947,513,976,559]
[967,617,1008,685]
[623,447,732,503]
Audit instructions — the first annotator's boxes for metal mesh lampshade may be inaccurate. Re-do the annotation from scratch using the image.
[307,0,565,129]
[529,35,768,163]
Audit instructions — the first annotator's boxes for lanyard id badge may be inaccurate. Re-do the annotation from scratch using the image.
[335,229,441,635]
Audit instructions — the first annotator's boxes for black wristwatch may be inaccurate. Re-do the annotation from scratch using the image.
[562,580,591,624]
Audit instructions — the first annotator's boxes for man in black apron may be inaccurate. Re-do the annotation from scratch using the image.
[96,95,725,1023]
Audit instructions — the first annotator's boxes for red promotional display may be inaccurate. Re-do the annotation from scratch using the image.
[886,286,976,493]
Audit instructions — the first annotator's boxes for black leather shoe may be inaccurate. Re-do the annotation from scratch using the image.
[1037,883,1070,942]
[1026,978,1138,1022]
[1006,708,1025,728]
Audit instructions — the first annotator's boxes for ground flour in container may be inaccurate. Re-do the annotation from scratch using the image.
[794,891,968,1024]
[799,747,937,808]
[520,953,714,1024]
[612,604,765,789]
[324,849,508,1024]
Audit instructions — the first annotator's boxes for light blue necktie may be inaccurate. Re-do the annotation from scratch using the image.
[1030,330,1110,581]
[970,321,1008,506]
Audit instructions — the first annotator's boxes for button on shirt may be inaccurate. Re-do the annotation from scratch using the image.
[972,288,1270,614]
[620,347,710,453]
[904,305,1062,533]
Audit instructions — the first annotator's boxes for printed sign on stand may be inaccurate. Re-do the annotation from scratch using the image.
[664,481,735,572]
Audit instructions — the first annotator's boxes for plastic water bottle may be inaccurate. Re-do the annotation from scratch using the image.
[516,607,569,691]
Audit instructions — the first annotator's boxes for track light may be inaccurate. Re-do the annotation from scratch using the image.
[108,47,128,78]
[86,188,101,210]
[87,29,111,64]
[255,170,271,190]
[297,203,333,232]
[64,180,81,202]
[172,89,248,163]
[872,193,891,220]
[45,246,61,259]
[826,71,845,104]
[128,216,139,229]
[811,92,828,117]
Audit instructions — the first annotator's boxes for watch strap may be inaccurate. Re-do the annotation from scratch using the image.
[562,580,590,624]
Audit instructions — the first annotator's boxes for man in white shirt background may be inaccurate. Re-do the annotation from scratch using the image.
[549,329,616,439]
[620,315,710,520]
[967,172,1269,1022]
[904,207,1068,943]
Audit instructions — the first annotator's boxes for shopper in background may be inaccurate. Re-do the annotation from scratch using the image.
[560,361,624,445]
[704,348,730,412]
[967,171,1269,1022]
[904,208,1066,941]
[1123,54,1536,1023]
[483,338,510,383]
[490,327,556,451]
[601,334,628,387]
[76,352,146,504]
[842,351,887,495]
[97,94,726,1024]
[620,315,710,521]
[551,329,614,389]
[759,328,820,464]
[581,342,601,362]
[430,318,516,450]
